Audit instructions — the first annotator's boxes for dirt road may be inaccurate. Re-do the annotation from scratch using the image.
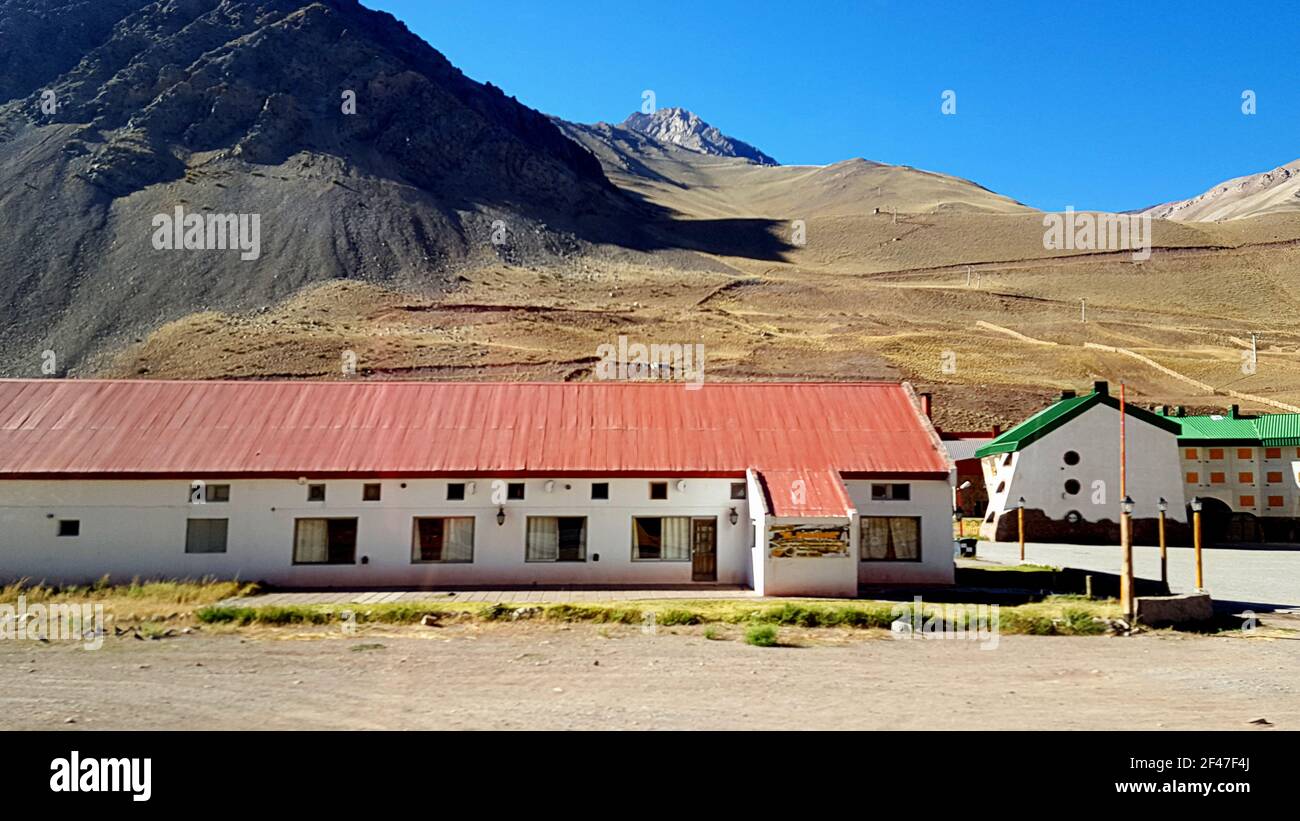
[2,623,1296,730]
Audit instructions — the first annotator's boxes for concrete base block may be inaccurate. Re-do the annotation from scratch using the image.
[1135,593,1213,627]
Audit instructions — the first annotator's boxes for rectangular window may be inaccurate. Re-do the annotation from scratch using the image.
[1210,472,1226,484]
[57,520,80,537]
[446,483,466,501]
[1209,448,1225,460]
[1184,448,1198,460]
[730,482,747,500]
[526,516,586,562]
[293,518,357,564]
[871,484,911,501]
[1268,495,1285,508]
[632,517,692,561]
[861,516,921,562]
[1240,495,1256,507]
[307,484,326,502]
[1185,472,1199,484]
[1266,447,1283,459]
[1239,472,1254,484]
[649,482,668,500]
[362,483,382,502]
[1237,448,1254,460]
[507,482,525,500]
[411,517,474,563]
[1267,471,1283,484]
[186,519,228,554]
[591,482,609,500]
[206,484,230,503]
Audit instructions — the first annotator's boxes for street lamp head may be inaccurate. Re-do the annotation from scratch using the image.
[1190,496,1202,513]
[1121,495,1135,515]
[1158,497,1168,513]
[1017,496,1026,509]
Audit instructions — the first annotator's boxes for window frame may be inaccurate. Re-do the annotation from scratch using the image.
[446,483,466,501]
[410,516,475,564]
[730,482,747,500]
[57,519,80,537]
[859,515,922,562]
[871,483,911,501]
[362,483,382,502]
[590,482,610,500]
[185,518,229,554]
[631,516,697,563]
[649,481,668,500]
[306,483,327,502]
[292,517,358,565]
[525,515,588,563]
[506,482,526,500]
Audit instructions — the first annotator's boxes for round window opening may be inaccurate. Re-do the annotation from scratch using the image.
[1064,479,1081,495]
[1063,451,1081,466]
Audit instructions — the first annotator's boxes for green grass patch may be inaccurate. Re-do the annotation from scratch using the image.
[744,624,780,647]
[192,594,1120,636]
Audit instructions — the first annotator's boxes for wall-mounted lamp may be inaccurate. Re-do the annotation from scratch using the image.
[676,479,688,492]
[728,507,739,526]
[496,506,506,526]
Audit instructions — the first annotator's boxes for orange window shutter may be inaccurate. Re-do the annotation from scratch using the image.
[1240,495,1255,507]
[1239,472,1254,484]
[1267,471,1283,483]
[1268,495,1284,507]
[1185,472,1198,484]
[1266,447,1282,459]
[1238,448,1253,460]
[1209,448,1224,460]
[1184,448,1198,459]
[1210,472,1225,484]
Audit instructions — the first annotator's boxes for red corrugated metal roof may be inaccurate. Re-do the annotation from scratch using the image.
[0,379,949,481]
[757,468,856,518]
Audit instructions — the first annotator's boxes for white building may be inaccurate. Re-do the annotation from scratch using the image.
[978,381,1300,545]
[977,382,1187,544]
[0,379,955,596]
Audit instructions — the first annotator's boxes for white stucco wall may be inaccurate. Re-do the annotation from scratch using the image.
[0,477,752,587]
[982,403,1185,537]
[844,479,954,585]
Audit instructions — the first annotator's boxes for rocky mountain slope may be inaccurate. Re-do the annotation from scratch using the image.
[0,0,642,375]
[1142,159,1300,221]
[622,107,777,165]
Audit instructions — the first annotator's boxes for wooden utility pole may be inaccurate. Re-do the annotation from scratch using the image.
[1119,382,1135,622]
[1017,497,1026,562]
[1157,498,1168,587]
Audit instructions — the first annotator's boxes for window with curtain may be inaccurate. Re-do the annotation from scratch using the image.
[293,518,357,564]
[526,516,586,562]
[633,517,692,561]
[860,516,921,561]
[412,517,474,563]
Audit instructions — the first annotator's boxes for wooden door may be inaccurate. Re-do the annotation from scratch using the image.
[692,517,717,582]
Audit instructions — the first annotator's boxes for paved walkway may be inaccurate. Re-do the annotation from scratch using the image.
[977,541,1300,608]
[219,586,759,607]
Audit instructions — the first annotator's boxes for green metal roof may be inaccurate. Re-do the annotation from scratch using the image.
[1174,412,1300,446]
[975,389,1182,459]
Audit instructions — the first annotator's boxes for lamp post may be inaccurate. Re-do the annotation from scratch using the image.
[1190,496,1204,590]
[1157,497,1168,588]
[1016,496,1026,562]
[1120,494,1135,623]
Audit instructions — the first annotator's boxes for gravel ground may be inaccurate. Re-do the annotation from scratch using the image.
[1,622,1296,730]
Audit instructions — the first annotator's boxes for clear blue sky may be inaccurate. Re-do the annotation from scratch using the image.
[369,0,1297,212]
